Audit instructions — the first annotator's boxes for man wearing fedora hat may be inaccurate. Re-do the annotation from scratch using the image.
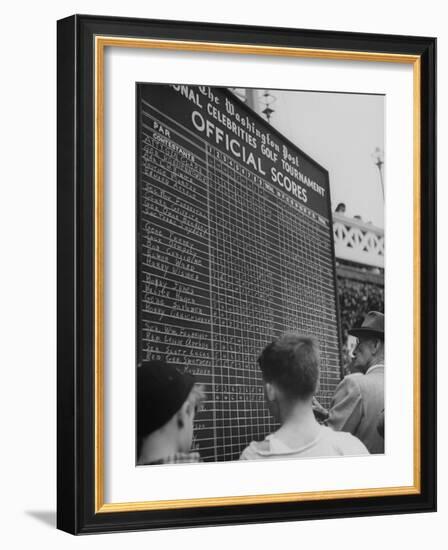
[327,311,385,453]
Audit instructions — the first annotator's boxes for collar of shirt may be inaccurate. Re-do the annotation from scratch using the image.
[366,363,384,375]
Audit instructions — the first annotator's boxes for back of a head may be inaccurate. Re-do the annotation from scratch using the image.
[137,360,195,440]
[258,333,320,400]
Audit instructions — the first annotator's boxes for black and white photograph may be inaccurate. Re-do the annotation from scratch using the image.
[136,83,385,466]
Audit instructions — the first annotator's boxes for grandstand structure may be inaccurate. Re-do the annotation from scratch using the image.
[333,212,384,367]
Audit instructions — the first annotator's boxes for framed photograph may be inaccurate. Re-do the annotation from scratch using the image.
[57,14,436,534]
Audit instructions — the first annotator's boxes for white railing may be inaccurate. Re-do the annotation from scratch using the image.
[333,213,384,268]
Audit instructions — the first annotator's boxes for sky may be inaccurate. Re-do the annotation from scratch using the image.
[251,89,385,228]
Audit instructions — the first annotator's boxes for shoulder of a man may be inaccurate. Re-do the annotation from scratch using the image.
[335,373,364,397]
[240,439,270,460]
[358,367,384,392]
[322,426,369,455]
[328,374,365,432]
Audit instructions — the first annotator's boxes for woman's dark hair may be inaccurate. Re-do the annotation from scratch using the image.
[258,333,320,399]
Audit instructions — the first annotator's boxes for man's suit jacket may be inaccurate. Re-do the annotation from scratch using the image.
[327,365,384,454]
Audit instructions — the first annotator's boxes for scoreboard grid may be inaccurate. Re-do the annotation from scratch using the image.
[137,84,342,462]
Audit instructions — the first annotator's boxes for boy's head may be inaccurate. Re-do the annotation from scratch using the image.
[137,360,204,457]
[258,334,320,412]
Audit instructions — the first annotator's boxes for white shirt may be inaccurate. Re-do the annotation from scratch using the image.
[240,425,369,461]
[366,363,384,375]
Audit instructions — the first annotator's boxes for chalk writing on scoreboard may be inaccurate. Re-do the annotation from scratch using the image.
[137,84,341,462]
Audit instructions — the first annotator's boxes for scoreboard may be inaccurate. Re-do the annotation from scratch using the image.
[137,84,341,461]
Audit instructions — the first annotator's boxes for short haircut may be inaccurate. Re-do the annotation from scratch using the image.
[258,333,320,399]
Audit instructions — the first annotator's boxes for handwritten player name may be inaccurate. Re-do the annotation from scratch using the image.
[142,150,199,189]
[150,334,208,349]
[145,260,201,282]
[144,184,206,221]
[144,227,205,256]
[142,157,206,198]
[145,344,211,359]
[143,247,206,275]
[143,165,202,201]
[143,276,198,296]
[146,306,207,324]
[167,356,212,368]
[144,351,212,373]
[143,134,205,171]
[146,324,209,340]
[143,237,204,265]
[148,300,206,316]
[142,203,208,239]
[143,290,205,310]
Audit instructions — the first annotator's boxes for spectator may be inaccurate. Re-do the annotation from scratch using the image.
[337,277,384,367]
[327,312,385,454]
[137,360,205,465]
[240,334,368,460]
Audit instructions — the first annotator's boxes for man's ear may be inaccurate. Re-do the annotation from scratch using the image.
[265,382,277,402]
[176,409,184,429]
[176,400,192,429]
[372,338,382,355]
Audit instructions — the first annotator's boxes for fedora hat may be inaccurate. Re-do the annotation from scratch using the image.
[348,311,384,338]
